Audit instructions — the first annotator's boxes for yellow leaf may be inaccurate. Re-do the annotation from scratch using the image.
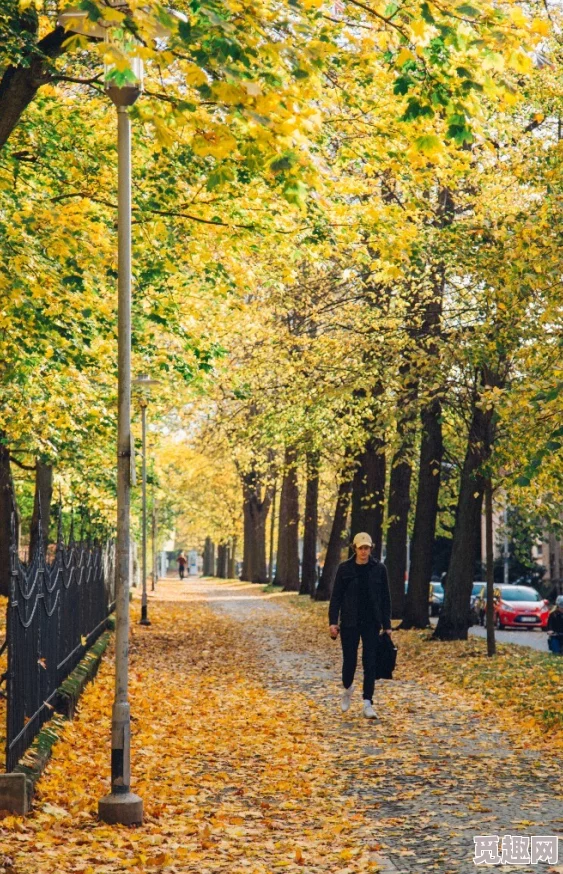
[397,48,414,66]
[192,128,237,159]
[411,18,427,38]
[183,63,209,87]
[508,50,533,73]
[531,17,550,34]
[414,135,444,159]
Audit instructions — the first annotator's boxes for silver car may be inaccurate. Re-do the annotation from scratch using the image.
[429,582,445,617]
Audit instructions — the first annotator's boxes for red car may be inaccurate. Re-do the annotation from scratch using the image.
[485,584,550,630]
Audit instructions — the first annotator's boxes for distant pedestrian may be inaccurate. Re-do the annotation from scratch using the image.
[177,551,187,580]
[328,532,392,719]
[547,595,563,654]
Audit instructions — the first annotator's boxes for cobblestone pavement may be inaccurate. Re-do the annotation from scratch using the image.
[185,577,563,874]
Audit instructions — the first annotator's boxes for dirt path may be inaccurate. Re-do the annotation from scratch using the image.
[1,577,561,874]
[200,577,563,873]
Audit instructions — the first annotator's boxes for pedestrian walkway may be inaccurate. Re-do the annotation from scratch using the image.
[1,578,561,874]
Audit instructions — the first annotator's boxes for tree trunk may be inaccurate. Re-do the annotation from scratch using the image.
[485,478,496,657]
[217,543,228,578]
[268,482,276,583]
[300,451,319,596]
[203,537,212,575]
[228,536,237,579]
[350,437,386,559]
[29,460,53,558]
[0,5,68,148]
[275,447,300,591]
[241,467,272,583]
[401,247,445,629]
[385,362,418,619]
[0,15,67,151]
[434,369,501,640]
[0,437,16,596]
[402,400,443,629]
[210,540,216,576]
[385,456,412,619]
[315,473,353,601]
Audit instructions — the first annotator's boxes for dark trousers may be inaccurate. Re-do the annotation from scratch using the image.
[340,625,379,703]
[179,565,185,579]
[548,635,562,654]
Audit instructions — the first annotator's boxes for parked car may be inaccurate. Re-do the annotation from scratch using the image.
[429,582,445,616]
[479,584,550,630]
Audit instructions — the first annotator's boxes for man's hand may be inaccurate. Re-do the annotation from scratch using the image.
[385,629,393,635]
[329,625,340,640]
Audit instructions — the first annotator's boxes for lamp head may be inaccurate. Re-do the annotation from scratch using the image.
[105,54,144,107]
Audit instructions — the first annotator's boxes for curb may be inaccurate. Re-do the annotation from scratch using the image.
[0,620,114,815]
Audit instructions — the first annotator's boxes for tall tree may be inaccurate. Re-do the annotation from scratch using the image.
[300,450,319,596]
[402,399,443,628]
[29,459,53,558]
[434,366,505,640]
[316,470,353,602]
[350,438,386,559]
[0,435,16,596]
[242,466,272,584]
[275,447,300,591]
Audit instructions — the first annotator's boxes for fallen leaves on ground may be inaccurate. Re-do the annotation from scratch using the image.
[0,587,382,873]
[1,579,561,874]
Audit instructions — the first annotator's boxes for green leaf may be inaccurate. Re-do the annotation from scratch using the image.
[394,75,413,96]
[456,4,480,17]
[402,98,434,121]
[421,3,436,23]
[78,0,103,22]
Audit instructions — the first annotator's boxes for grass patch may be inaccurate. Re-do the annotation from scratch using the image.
[262,582,285,594]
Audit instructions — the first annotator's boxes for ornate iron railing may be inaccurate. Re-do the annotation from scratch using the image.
[5,517,115,772]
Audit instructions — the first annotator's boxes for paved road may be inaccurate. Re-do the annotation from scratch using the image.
[468,624,551,652]
[430,618,550,652]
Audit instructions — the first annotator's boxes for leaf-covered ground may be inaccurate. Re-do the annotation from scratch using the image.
[0,579,561,874]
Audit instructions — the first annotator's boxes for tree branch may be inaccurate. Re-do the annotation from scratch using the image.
[0,25,67,150]
[10,455,36,472]
[51,74,104,88]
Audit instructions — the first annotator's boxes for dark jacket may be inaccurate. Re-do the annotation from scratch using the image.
[548,609,563,635]
[328,556,392,630]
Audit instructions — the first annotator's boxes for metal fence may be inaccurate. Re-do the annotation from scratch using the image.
[5,517,115,772]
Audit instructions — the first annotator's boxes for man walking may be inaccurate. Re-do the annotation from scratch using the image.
[328,532,392,718]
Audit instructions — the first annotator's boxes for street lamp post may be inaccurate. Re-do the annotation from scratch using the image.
[57,3,181,828]
[98,65,144,828]
[139,396,150,626]
[152,492,158,590]
[133,375,159,626]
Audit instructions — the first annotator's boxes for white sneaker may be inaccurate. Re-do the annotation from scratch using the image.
[341,684,354,712]
[363,699,377,719]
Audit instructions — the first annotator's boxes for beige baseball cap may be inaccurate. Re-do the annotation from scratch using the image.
[352,532,373,548]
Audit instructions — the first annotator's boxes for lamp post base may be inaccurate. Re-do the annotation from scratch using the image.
[139,617,151,626]
[98,791,143,825]
[140,604,151,626]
